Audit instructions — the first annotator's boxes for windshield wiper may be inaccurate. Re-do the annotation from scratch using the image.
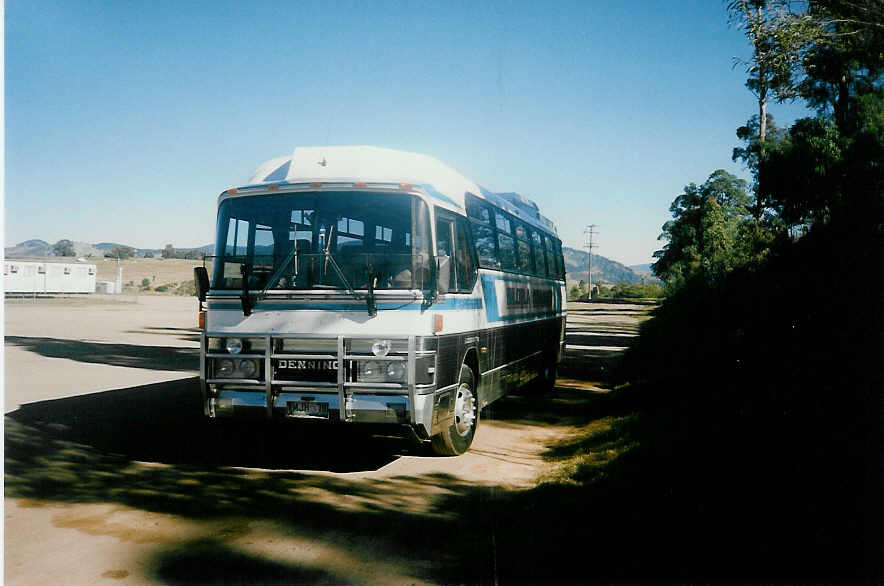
[365,269,379,318]
[322,225,357,297]
[322,224,378,317]
[258,245,300,300]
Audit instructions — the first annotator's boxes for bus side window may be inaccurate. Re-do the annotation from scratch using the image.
[495,212,516,271]
[543,234,557,279]
[514,221,533,274]
[532,230,548,276]
[436,217,455,290]
[455,217,477,292]
[552,239,565,280]
[467,195,499,269]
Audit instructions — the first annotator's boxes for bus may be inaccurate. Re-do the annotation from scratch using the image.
[195,146,566,455]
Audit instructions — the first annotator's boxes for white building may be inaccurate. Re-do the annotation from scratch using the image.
[4,261,97,294]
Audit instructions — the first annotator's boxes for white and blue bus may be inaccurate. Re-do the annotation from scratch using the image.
[195,146,566,455]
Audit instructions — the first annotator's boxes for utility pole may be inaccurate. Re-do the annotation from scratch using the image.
[583,225,598,299]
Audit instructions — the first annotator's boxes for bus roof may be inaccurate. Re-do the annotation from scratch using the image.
[230,145,558,236]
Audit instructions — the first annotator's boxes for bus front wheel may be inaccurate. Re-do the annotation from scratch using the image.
[431,365,478,456]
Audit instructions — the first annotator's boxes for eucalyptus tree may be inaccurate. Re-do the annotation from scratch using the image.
[728,0,823,142]
[653,170,752,291]
[800,0,884,132]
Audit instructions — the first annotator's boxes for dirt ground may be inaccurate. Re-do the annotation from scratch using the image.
[4,297,647,585]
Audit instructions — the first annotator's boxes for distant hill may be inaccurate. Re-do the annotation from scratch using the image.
[5,240,214,259]
[563,246,660,285]
[629,263,655,277]
[4,239,51,258]
[6,239,653,285]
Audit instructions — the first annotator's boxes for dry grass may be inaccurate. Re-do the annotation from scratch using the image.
[539,414,638,486]
[93,259,214,291]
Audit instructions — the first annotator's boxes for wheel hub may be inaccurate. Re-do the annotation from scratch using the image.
[454,384,475,437]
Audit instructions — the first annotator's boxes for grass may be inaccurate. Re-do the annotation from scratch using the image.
[538,414,638,486]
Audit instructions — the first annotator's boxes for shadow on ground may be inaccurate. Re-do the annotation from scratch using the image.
[5,373,646,583]
[4,336,198,371]
[123,326,202,343]
[7,297,874,582]
[6,378,402,472]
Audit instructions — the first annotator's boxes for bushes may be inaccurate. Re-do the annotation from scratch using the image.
[153,280,196,296]
[608,283,664,299]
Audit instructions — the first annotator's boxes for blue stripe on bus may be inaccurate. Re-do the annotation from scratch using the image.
[208,297,483,312]
[480,273,563,324]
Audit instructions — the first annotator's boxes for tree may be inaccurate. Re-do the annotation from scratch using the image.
[760,92,883,230]
[799,0,884,133]
[730,0,883,233]
[162,244,175,259]
[729,0,823,141]
[567,284,581,301]
[52,239,75,257]
[106,246,134,260]
[733,113,789,217]
[653,170,751,291]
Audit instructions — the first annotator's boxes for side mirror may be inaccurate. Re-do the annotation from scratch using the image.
[194,266,209,302]
[435,256,451,295]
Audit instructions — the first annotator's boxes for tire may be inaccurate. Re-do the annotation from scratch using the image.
[535,362,557,393]
[431,364,479,456]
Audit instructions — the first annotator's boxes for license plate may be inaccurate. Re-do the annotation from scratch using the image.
[286,401,329,419]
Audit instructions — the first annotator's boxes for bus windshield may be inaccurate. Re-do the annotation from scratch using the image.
[212,191,432,292]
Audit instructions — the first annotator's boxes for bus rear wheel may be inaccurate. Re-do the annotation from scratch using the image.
[528,359,557,394]
[431,365,478,456]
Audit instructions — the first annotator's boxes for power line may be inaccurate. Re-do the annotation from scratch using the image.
[583,225,598,299]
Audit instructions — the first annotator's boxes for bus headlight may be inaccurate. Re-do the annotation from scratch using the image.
[225,338,244,354]
[238,359,258,378]
[357,360,405,383]
[214,357,258,379]
[216,359,235,377]
[386,362,405,380]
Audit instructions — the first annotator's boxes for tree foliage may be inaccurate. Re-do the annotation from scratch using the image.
[105,246,135,260]
[52,239,75,257]
[728,0,824,140]
[652,170,751,291]
[800,0,884,130]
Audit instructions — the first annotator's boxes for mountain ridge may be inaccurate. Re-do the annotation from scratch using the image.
[5,239,654,285]
[562,246,659,285]
[5,240,214,259]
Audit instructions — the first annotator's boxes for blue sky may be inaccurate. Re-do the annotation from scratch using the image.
[5,0,812,265]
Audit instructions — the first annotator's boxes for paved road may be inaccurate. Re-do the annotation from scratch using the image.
[4,296,649,585]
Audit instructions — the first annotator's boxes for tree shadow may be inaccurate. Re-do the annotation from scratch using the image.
[5,336,198,371]
[4,370,645,583]
[150,538,344,585]
[6,378,402,472]
[122,326,202,343]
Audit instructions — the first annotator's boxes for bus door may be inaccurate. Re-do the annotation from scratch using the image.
[435,209,481,378]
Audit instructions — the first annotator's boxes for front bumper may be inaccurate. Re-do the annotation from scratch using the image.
[209,389,410,425]
[200,333,436,437]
